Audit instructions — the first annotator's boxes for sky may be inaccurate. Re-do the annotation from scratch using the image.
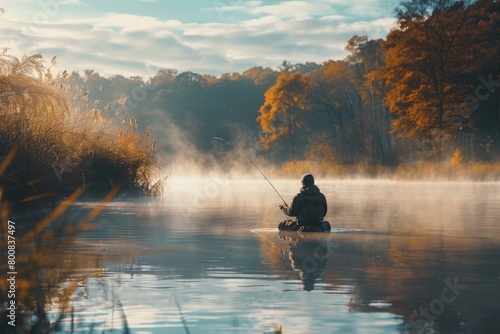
[1,0,399,78]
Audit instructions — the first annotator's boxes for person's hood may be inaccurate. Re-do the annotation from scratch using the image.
[300,184,320,196]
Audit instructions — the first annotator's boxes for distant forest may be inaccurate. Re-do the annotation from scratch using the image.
[64,0,500,167]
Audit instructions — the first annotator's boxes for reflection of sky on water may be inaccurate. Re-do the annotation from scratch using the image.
[65,273,400,334]
[53,179,500,333]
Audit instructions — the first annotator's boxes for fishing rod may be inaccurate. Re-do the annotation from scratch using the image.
[212,136,288,207]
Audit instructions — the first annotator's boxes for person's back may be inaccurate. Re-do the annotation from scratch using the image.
[278,173,330,232]
[295,183,327,227]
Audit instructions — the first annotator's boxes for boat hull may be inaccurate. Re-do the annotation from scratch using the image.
[277,220,331,232]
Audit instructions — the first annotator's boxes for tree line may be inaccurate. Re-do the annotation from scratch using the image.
[65,0,500,167]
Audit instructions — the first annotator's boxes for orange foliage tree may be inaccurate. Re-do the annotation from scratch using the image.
[257,71,311,159]
[380,0,495,160]
[308,60,354,163]
[346,36,396,164]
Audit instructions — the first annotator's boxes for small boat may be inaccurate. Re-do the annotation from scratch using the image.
[277,220,331,233]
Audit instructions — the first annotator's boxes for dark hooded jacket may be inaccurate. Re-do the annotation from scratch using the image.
[282,184,328,227]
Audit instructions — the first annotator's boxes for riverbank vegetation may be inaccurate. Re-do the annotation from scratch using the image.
[0,53,163,206]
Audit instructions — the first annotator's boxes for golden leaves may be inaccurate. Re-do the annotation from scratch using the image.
[257,72,312,151]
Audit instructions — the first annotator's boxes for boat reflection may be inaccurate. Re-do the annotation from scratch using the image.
[278,231,336,291]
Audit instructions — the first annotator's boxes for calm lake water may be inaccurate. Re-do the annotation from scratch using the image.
[19,179,500,333]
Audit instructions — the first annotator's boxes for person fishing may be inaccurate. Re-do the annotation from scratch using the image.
[278,173,330,232]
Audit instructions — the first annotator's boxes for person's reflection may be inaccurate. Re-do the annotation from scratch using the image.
[278,231,334,291]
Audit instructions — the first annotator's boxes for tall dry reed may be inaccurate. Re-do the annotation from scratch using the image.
[0,52,163,204]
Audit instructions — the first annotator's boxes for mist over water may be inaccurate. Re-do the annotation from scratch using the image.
[5,173,496,333]
[40,177,500,333]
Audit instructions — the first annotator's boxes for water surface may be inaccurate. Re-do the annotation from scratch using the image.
[35,179,500,333]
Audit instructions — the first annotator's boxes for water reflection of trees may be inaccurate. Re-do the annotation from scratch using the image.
[258,228,500,333]
[0,188,123,333]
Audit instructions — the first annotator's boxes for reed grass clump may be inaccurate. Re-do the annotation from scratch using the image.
[0,53,163,204]
[0,172,122,333]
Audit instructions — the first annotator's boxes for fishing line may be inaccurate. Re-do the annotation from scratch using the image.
[247,206,282,229]
[212,136,288,206]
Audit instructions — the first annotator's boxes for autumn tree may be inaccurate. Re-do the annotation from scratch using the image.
[345,36,397,164]
[257,72,311,159]
[150,69,178,86]
[242,66,278,86]
[308,60,358,163]
[465,0,500,160]
[381,0,482,160]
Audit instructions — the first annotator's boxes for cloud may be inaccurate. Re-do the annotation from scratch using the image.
[0,2,397,78]
[209,0,398,21]
[249,1,333,19]
[59,0,83,4]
